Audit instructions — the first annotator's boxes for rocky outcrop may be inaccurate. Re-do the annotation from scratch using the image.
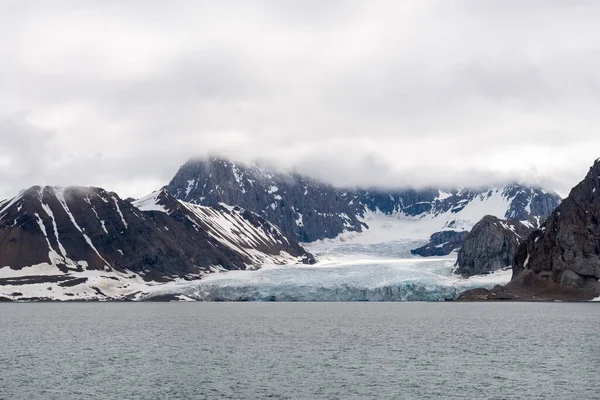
[410,230,468,256]
[166,157,561,244]
[459,159,600,301]
[457,270,597,301]
[510,159,600,297]
[0,186,314,301]
[513,161,600,283]
[455,216,532,277]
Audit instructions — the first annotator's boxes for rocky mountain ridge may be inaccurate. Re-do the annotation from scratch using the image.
[166,157,561,252]
[0,186,312,301]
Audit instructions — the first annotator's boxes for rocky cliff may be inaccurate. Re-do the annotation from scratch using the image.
[459,159,600,301]
[455,216,532,277]
[512,159,600,295]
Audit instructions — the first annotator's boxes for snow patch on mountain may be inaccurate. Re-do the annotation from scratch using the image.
[180,202,302,266]
[133,190,169,213]
[0,263,156,301]
[307,187,526,255]
[436,190,453,201]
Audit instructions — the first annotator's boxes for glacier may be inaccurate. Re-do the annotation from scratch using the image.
[139,230,512,302]
[140,254,511,302]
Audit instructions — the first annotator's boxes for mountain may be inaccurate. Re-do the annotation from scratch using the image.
[166,157,561,252]
[459,159,600,301]
[166,157,365,242]
[0,186,313,301]
[454,216,532,277]
[133,189,314,266]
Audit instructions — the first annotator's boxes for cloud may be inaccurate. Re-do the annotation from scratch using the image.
[0,0,599,199]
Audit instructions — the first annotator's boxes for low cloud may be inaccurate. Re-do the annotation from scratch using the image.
[1,0,599,199]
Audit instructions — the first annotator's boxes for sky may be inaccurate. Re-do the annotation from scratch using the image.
[1,0,600,199]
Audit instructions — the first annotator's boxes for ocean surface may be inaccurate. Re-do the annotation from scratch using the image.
[1,303,599,399]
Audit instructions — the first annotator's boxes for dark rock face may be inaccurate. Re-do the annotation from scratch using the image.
[460,159,600,301]
[512,159,600,294]
[503,186,559,224]
[0,186,313,282]
[455,216,532,277]
[411,230,469,257]
[166,157,561,244]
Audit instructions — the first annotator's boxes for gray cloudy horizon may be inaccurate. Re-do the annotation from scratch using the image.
[1,0,600,199]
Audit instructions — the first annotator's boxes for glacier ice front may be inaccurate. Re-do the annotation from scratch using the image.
[141,257,511,302]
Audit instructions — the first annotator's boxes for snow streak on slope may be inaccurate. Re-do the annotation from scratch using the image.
[180,202,300,266]
[133,189,310,266]
[54,187,112,269]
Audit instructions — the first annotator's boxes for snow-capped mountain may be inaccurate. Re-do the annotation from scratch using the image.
[0,186,313,301]
[133,188,314,266]
[166,157,561,253]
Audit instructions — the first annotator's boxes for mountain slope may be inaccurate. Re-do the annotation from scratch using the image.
[0,186,313,301]
[133,189,315,266]
[166,157,561,251]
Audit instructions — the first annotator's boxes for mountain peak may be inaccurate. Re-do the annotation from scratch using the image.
[132,188,178,213]
[166,158,561,244]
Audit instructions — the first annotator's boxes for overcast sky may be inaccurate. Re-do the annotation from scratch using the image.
[1,0,599,199]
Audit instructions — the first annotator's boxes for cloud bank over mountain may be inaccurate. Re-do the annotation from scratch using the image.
[1,0,599,198]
